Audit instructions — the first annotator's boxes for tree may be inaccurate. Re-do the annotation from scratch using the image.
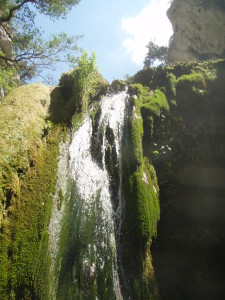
[144,41,168,68]
[0,0,82,84]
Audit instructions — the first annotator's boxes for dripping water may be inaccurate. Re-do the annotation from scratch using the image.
[57,90,128,299]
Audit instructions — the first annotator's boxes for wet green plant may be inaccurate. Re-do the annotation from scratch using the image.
[111,79,127,92]
[0,83,66,298]
[0,126,62,298]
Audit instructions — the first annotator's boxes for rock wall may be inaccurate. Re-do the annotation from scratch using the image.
[132,59,225,300]
[0,67,109,299]
[1,56,225,299]
[167,0,225,63]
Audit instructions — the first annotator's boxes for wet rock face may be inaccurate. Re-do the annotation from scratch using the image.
[167,0,225,63]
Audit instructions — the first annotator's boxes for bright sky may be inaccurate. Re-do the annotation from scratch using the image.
[36,0,173,83]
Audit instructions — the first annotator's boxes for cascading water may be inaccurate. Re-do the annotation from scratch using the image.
[57,90,128,299]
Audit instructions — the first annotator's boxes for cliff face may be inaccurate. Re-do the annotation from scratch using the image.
[167,0,225,63]
[0,71,108,298]
[0,84,63,298]
[0,60,225,299]
[133,59,225,299]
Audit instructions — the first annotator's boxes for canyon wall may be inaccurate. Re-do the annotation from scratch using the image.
[167,0,225,63]
[133,59,225,299]
[0,57,225,299]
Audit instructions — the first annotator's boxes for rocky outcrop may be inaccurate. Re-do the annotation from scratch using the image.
[132,59,225,300]
[0,58,224,299]
[167,0,225,63]
[0,65,112,298]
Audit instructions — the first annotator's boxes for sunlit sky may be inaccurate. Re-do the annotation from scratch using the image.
[36,0,173,83]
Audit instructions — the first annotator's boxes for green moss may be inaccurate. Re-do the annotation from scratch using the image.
[142,89,169,117]
[0,83,67,298]
[122,84,160,298]
[126,95,143,170]
[111,79,127,92]
[0,84,52,169]
[177,73,206,90]
[59,69,109,132]
[122,153,160,299]
[166,73,177,101]
[0,69,114,298]
[130,158,160,240]
[60,69,109,114]
[128,83,149,97]
[0,126,62,298]
[57,187,116,299]
[130,59,225,299]
[71,111,85,130]
[123,83,161,240]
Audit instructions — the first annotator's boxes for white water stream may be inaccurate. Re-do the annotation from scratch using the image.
[68,90,128,298]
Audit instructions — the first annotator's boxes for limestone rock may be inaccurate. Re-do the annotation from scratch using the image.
[167,0,225,63]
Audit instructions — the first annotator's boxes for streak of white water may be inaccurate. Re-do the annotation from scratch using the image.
[69,90,127,299]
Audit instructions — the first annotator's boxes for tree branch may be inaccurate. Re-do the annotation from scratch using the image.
[0,23,12,40]
[0,54,17,64]
[0,0,36,23]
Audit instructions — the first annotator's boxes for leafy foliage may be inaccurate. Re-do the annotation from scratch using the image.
[0,0,82,84]
[60,51,100,113]
[72,51,98,111]
[0,0,81,20]
[144,41,168,68]
[0,51,18,96]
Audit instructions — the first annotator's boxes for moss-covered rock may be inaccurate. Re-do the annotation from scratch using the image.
[131,59,225,300]
[127,95,143,169]
[0,83,66,298]
[1,55,224,300]
[0,69,118,299]
[128,158,160,240]
[128,83,149,97]
[111,79,127,93]
[59,69,109,114]
[121,84,160,299]
[0,84,52,170]
[141,89,169,117]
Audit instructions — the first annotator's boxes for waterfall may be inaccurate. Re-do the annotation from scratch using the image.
[57,90,128,299]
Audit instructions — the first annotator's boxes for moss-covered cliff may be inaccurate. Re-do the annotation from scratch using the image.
[119,84,161,299]
[0,59,224,299]
[0,84,63,298]
[0,66,108,298]
[130,59,225,300]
